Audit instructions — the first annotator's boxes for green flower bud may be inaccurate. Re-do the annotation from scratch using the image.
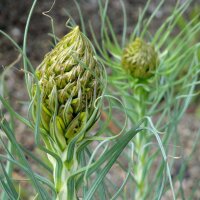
[32,26,103,151]
[121,38,159,79]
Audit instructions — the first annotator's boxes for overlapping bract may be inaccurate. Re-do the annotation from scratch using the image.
[32,26,102,151]
[121,38,159,79]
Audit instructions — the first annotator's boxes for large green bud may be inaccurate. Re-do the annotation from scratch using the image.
[121,38,159,79]
[32,26,103,151]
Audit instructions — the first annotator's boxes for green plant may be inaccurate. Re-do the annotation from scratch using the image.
[88,0,200,199]
[31,25,105,199]
[0,0,200,200]
[0,1,141,199]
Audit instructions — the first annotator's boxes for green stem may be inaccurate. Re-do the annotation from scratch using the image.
[133,85,149,200]
[54,165,78,200]
[46,148,78,200]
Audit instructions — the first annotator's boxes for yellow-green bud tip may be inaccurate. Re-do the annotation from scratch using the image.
[121,38,159,79]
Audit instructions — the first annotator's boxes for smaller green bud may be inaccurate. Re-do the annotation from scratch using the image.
[121,38,159,79]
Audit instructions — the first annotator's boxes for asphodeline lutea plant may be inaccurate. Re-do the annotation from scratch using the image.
[31,26,104,199]
[90,0,200,199]
[121,37,159,199]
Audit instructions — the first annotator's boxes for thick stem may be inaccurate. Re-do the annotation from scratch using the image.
[47,152,78,200]
[55,166,78,200]
[133,85,149,200]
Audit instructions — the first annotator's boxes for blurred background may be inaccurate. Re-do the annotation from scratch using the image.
[0,0,200,199]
